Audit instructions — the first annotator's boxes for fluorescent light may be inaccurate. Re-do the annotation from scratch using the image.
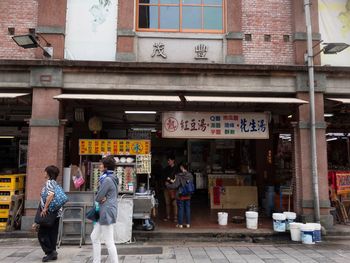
[185,96,308,104]
[131,128,155,131]
[125,111,156,114]
[287,115,292,118]
[54,94,181,102]
[326,138,337,142]
[324,113,333,117]
[0,136,15,139]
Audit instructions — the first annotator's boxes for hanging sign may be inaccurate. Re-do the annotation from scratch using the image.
[79,139,151,155]
[162,112,269,139]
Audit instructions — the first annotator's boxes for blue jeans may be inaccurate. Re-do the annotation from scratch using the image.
[177,199,191,225]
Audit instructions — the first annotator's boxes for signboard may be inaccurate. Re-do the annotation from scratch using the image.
[318,0,350,66]
[336,172,350,194]
[162,112,269,139]
[79,139,151,155]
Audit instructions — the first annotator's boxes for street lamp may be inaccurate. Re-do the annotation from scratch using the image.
[12,34,53,58]
[323,43,350,54]
[304,0,349,224]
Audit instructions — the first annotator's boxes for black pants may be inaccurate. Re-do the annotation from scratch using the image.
[38,218,60,255]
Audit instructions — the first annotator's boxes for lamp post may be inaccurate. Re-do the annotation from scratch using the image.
[303,1,349,223]
[304,0,320,223]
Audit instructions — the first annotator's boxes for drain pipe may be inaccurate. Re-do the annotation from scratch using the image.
[304,0,321,223]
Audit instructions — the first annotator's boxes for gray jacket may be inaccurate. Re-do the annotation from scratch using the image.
[166,171,193,197]
[95,175,118,225]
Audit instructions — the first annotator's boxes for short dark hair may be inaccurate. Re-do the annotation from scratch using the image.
[102,155,116,170]
[179,162,188,171]
[45,165,59,180]
[167,154,175,161]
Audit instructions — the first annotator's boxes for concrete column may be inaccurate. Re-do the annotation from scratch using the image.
[22,87,64,230]
[36,0,67,59]
[117,0,136,61]
[295,92,332,227]
[291,0,321,65]
[225,0,244,64]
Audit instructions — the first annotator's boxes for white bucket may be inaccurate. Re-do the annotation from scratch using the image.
[283,212,296,231]
[289,222,303,241]
[300,223,315,244]
[218,212,228,226]
[245,211,258,229]
[309,223,322,242]
[272,213,286,232]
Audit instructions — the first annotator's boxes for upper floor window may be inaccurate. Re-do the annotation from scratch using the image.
[137,0,224,33]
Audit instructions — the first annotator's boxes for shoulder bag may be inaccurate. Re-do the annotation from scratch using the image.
[43,183,69,212]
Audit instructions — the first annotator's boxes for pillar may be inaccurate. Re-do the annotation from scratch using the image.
[116,0,136,62]
[291,0,321,65]
[225,0,244,64]
[22,66,64,230]
[294,91,333,227]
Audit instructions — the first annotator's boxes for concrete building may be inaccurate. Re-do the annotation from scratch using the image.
[1,0,350,230]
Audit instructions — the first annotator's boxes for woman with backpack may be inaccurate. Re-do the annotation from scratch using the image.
[166,162,194,228]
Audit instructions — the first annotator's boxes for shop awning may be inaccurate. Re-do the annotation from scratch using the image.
[326,98,350,104]
[0,93,30,98]
[53,94,181,102]
[184,96,308,104]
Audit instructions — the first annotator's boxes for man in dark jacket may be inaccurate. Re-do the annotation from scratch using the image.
[162,155,180,222]
[166,162,194,228]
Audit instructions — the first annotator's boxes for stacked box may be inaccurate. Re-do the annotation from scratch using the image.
[0,174,26,191]
[0,218,8,231]
[0,190,21,202]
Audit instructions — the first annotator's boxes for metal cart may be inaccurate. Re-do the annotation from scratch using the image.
[133,190,156,231]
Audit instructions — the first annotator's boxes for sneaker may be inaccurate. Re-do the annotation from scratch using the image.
[173,218,178,223]
[42,251,58,262]
[176,224,183,228]
[185,224,190,228]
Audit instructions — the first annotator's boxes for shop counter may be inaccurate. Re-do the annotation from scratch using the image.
[208,174,257,209]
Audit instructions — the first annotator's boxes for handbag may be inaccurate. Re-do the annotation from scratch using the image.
[42,183,69,212]
[86,205,99,222]
[73,175,85,189]
[34,206,58,227]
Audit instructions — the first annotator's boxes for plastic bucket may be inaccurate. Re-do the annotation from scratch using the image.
[272,213,286,232]
[300,223,315,244]
[309,223,322,242]
[289,222,303,241]
[245,211,258,229]
[218,212,228,226]
[283,212,296,231]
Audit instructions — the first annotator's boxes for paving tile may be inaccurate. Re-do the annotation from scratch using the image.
[205,247,227,260]
[241,254,265,263]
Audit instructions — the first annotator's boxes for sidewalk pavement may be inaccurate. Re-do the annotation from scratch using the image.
[0,238,350,263]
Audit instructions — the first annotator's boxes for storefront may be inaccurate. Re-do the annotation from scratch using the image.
[50,91,307,231]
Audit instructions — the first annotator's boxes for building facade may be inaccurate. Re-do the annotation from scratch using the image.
[1,0,350,230]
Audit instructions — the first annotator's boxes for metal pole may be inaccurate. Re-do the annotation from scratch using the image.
[304,0,320,223]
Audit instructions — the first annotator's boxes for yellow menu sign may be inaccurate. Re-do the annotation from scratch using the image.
[79,139,151,155]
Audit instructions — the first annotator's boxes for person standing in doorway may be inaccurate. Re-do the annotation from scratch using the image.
[91,155,119,263]
[162,155,180,222]
[166,162,194,228]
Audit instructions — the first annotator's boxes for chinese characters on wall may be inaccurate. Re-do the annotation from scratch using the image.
[162,112,269,139]
[151,42,209,60]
